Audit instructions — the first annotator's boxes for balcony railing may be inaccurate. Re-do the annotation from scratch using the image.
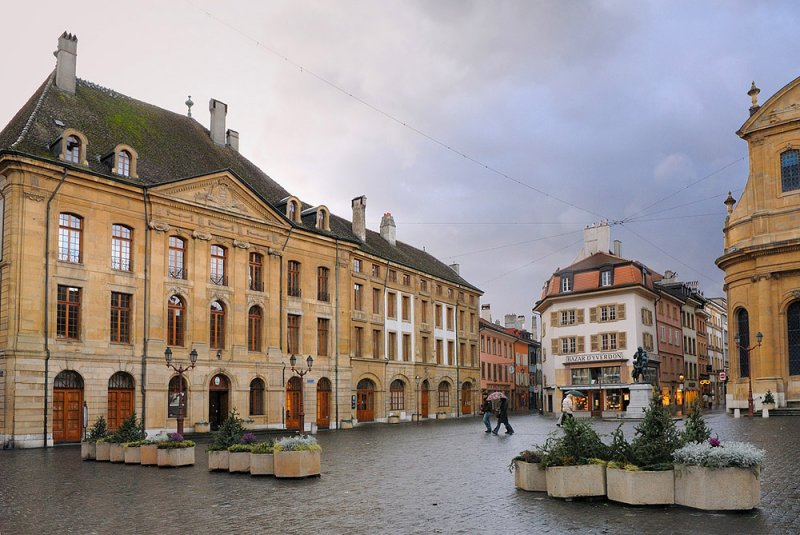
[169,267,187,280]
[249,280,264,292]
[210,274,228,286]
[288,287,302,298]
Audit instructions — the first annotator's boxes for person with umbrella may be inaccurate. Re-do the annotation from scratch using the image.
[488,392,513,435]
[479,392,493,433]
[558,390,584,426]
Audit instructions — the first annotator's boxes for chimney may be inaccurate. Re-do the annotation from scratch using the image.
[380,212,396,246]
[209,99,227,145]
[575,220,611,261]
[226,129,239,152]
[613,240,622,257]
[351,196,366,242]
[449,263,460,275]
[54,32,78,94]
[480,303,492,322]
[517,315,526,330]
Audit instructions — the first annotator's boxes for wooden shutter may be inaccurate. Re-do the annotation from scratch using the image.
[589,307,597,322]
[617,303,626,320]
[577,336,585,353]
[590,334,599,352]
[641,308,646,323]
[551,339,559,356]
[551,312,559,326]
[618,331,627,349]
[577,309,585,324]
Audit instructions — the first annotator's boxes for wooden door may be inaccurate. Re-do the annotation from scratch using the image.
[591,390,603,417]
[286,377,301,430]
[356,380,375,422]
[461,384,473,415]
[421,385,429,418]
[53,389,83,443]
[317,379,331,429]
[108,389,133,431]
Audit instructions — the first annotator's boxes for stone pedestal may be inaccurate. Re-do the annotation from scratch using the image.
[622,383,652,419]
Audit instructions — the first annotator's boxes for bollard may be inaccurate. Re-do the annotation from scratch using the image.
[762,408,769,418]
[734,408,741,418]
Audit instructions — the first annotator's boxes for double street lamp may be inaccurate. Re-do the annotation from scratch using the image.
[289,354,313,434]
[164,347,198,436]
[734,331,763,417]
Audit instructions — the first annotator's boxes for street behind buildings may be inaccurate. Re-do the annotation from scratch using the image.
[0,411,797,534]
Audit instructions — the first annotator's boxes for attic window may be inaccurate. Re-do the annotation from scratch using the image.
[55,129,88,166]
[65,136,81,163]
[286,198,302,223]
[560,274,572,293]
[109,145,138,178]
[315,206,330,230]
[117,150,131,176]
[600,269,613,287]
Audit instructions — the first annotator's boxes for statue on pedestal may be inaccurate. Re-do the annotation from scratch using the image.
[631,347,649,383]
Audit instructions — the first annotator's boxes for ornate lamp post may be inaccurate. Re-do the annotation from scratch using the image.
[678,373,685,416]
[289,354,313,433]
[164,347,198,436]
[734,331,763,417]
[415,375,421,424]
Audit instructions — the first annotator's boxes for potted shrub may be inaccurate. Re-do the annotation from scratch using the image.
[82,416,108,461]
[762,390,776,411]
[539,417,609,499]
[387,412,401,424]
[110,413,145,464]
[95,438,112,462]
[273,435,322,478]
[207,410,245,472]
[250,441,275,476]
[194,421,210,433]
[606,392,680,505]
[509,449,546,492]
[156,432,196,467]
[673,437,765,510]
[229,432,257,473]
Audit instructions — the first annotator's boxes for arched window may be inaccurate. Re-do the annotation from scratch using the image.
[210,300,225,350]
[210,245,227,286]
[249,378,265,416]
[168,376,188,419]
[736,308,751,377]
[65,135,81,163]
[58,213,82,263]
[788,302,800,376]
[167,295,185,346]
[438,381,450,407]
[111,224,132,271]
[54,370,84,388]
[287,200,297,221]
[117,150,131,176]
[248,306,262,352]
[390,379,405,411]
[108,372,135,431]
[781,149,800,192]
[168,236,187,279]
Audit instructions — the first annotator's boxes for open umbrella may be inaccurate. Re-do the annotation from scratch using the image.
[564,390,586,397]
[486,391,507,401]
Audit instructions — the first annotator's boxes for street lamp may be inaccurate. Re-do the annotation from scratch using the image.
[415,375,421,424]
[734,331,763,417]
[678,373,685,416]
[164,347,198,436]
[289,354,313,434]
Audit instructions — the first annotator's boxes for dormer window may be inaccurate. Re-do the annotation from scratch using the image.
[108,144,139,178]
[65,136,80,163]
[288,202,296,221]
[117,150,131,176]
[560,274,572,292]
[600,269,613,287]
[54,129,88,165]
[314,206,330,230]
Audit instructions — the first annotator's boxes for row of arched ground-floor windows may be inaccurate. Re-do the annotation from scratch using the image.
[735,303,800,377]
[356,378,474,421]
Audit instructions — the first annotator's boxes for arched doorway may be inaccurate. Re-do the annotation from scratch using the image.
[461,382,473,415]
[209,374,229,431]
[788,301,800,375]
[317,378,332,429]
[356,379,375,422]
[53,370,83,443]
[420,379,430,418]
[108,372,134,431]
[286,376,301,430]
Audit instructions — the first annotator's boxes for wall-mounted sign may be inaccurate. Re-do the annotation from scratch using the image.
[214,376,220,386]
[564,352,624,364]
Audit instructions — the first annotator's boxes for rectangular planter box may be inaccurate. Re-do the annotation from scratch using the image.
[140,444,158,466]
[674,465,761,510]
[81,442,96,460]
[436,413,447,420]
[207,450,230,471]
[95,442,111,462]
[546,464,606,498]
[194,423,210,433]
[274,450,321,478]
[124,446,142,464]
[340,420,354,429]
[607,467,674,505]
[514,461,547,492]
[387,415,401,424]
[157,446,195,467]
[109,444,126,463]
[229,452,251,473]
[250,453,274,476]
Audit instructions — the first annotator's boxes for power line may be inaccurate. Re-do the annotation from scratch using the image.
[625,189,743,222]
[402,221,590,226]
[446,228,584,260]
[478,238,584,286]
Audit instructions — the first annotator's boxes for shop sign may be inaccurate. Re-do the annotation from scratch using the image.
[564,352,624,364]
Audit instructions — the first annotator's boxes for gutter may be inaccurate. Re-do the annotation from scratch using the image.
[334,238,340,428]
[141,187,151,428]
[43,168,69,447]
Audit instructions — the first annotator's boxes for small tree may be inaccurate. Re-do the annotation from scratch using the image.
[111,412,145,444]
[209,409,245,451]
[681,400,711,445]
[629,392,681,470]
[86,416,108,442]
[540,416,610,468]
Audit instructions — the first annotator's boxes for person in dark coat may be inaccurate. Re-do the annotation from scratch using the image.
[480,394,493,433]
[492,397,514,435]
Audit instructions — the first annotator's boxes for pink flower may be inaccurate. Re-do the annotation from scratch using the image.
[709,435,721,447]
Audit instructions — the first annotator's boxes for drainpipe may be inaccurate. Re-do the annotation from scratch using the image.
[334,238,340,428]
[44,168,69,446]
[455,298,460,418]
[141,188,151,429]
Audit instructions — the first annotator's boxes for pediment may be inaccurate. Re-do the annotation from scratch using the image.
[153,173,286,226]
[740,76,800,137]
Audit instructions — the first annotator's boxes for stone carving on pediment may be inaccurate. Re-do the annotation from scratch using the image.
[148,221,170,232]
[193,230,212,241]
[194,180,246,212]
[209,220,235,232]
[24,191,45,202]
[234,240,251,249]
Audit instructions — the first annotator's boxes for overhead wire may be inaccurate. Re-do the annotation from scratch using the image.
[478,238,584,286]
[446,228,584,260]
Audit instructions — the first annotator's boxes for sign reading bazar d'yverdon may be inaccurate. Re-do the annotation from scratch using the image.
[564,352,625,364]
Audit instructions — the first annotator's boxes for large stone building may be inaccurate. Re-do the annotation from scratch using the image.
[0,34,482,448]
[717,78,800,410]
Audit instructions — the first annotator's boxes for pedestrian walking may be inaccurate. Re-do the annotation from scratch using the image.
[480,394,493,433]
[492,396,514,435]
[558,394,574,426]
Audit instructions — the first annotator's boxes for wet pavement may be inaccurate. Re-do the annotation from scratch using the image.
[0,410,798,534]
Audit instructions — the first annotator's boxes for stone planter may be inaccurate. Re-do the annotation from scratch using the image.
[229,452,251,473]
[250,453,274,476]
[95,442,111,462]
[109,444,126,463]
[674,465,761,510]
[124,445,142,464]
[606,467,674,505]
[274,450,321,478]
[207,450,230,471]
[157,446,195,467]
[436,412,447,420]
[194,422,210,433]
[762,403,775,411]
[514,461,547,492]
[340,420,354,429]
[140,444,158,466]
[387,415,401,424]
[81,442,96,460]
[546,464,606,498]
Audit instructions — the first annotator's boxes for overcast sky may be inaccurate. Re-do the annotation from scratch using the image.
[3,1,798,326]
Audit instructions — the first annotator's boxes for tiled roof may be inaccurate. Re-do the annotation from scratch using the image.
[0,74,480,293]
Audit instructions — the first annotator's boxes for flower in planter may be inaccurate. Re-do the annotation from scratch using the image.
[273,435,322,452]
[674,440,765,469]
[241,432,256,444]
[251,441,274,454]
[708,435,721,448]
[168,432,183,442]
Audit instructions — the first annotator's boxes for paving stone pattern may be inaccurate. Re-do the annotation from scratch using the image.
[0,410,797,534]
